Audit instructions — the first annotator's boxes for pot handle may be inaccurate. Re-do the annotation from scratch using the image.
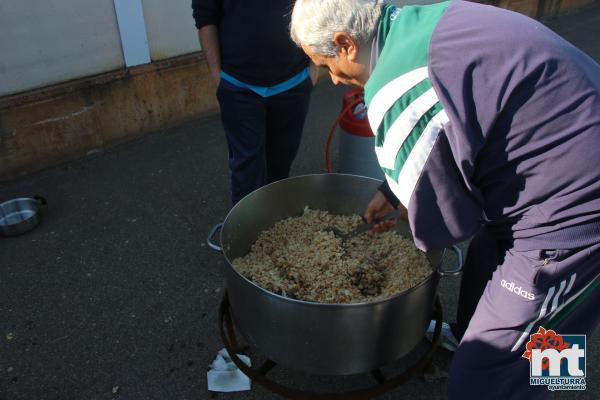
[439,245,464,277]
[33,195,47,207]
[207,222,224,252]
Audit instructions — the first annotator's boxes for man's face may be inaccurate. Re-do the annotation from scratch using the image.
[301,32,369,87]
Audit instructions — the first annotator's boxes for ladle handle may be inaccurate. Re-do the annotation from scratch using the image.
[439,245,464,277]
[207,222,224,252]
[354,208,403,237]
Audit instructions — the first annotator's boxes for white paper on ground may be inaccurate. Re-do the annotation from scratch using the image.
[207,348,252,392]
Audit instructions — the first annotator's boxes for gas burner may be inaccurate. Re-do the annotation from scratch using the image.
[218,292,442,399]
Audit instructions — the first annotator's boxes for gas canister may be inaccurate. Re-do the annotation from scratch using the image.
[337,88,383,180]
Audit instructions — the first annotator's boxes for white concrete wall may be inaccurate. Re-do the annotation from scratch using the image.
[0,0,201,97]
[142,0,201,61]
[0,0,125,96]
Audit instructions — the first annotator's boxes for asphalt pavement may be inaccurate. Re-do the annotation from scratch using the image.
[2,4,600,400]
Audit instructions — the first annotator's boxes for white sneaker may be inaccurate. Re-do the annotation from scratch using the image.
[425,320,459,352]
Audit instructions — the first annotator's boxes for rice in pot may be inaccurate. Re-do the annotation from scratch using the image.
[233,207,431,304]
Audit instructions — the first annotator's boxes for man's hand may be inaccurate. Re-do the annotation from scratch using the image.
[364,190,408,234]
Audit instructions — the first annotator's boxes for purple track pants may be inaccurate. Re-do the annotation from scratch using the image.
[448,227,600,399]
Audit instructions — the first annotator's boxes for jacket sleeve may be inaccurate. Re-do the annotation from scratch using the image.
[378,180,400,209]
[191,0,220,29]
[407,131,482,251]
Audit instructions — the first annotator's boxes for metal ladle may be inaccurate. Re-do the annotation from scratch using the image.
[324,209,403,241]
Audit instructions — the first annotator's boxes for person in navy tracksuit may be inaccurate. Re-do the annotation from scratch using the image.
[192,0,315,205]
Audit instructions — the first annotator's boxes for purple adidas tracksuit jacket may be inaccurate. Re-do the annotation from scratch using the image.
[366,1,600,398]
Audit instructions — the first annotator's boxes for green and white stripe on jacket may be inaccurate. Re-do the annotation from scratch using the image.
[364,2,450,207]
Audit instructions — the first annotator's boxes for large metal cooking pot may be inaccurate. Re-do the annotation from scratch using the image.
[208,174,462,375]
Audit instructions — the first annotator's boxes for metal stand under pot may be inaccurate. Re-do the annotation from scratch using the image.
[217,292,443,400]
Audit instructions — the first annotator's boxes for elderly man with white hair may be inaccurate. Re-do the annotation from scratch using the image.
[291,1,600,398]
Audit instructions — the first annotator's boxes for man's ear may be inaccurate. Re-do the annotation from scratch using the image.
[333,32,358,61]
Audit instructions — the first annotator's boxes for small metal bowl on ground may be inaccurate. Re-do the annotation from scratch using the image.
[0,196,47,237]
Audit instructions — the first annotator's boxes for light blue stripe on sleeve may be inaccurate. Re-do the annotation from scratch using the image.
[220,67,309,97]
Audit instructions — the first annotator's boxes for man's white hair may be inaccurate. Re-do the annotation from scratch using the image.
[290,0,384,56]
